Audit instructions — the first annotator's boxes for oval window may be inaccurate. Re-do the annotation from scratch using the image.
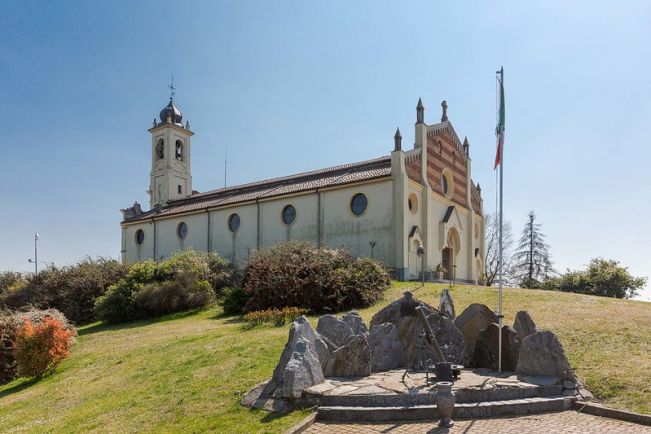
[282,205,296,225]
[228,213,240,232]
[441,174,449,196]
[351,193,368,216]
[135,229,145,245]
[408,193,418,213]
[177,222,188,239]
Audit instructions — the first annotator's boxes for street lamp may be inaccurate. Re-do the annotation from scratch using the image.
[417,245,425,286]
[27,233,38,275]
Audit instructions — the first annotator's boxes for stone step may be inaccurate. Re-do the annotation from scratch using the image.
[316,395,576,422]
[305,384,563,408]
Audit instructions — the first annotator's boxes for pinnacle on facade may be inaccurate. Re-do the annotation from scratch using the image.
[416,98,424,124]
[463,136,469,155]
[394,127,402,151]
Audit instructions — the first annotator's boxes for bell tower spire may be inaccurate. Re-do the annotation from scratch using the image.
[148,84,194,209]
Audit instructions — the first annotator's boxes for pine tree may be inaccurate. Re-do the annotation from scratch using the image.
[510,211,555,288]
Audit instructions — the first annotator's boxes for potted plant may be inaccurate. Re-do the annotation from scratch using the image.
[434,263,446,280]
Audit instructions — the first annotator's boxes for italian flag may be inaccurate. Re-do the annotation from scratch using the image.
[494,67,505,170]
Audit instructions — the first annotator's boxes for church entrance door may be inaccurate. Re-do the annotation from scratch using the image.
[442,247,451,280]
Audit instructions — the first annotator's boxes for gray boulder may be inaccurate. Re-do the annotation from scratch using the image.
[516,331,574,381]
[454,304,498,358]
[282,337,325,399]
[513,311,538,342]
[317,314,354,349]
[473,323,521,371]
[323,335,372,377]
[368,323,404,372]
[341,310,369,336]
[439,288,456,319]
[370,292,468,367]
[425,311,469,366]
[272,316,330,377]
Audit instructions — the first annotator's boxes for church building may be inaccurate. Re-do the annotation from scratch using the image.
[121,95,485,282]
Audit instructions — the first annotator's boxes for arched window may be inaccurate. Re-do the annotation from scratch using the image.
[350,193,368,216]
[175,140,184,161]
[156,139,164,160]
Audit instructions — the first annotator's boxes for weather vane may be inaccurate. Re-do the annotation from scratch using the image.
[168,75,175,101]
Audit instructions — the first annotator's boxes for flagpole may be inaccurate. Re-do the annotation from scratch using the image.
[497,67,504,373]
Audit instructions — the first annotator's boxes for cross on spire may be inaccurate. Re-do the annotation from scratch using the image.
[441,100,448,122]
[168,76,176,101]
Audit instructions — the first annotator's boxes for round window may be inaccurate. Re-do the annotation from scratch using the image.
[135,229,145,245]
[282,205,296,225]
[351,193,368,216]
[177,222,188,239]
[441,174,449,196]
[228,213,240,232]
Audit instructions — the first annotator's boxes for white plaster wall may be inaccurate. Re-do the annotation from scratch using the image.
[156,212,208,260]
[210,203,258,265]
[124,221,155,263]
[321,180,394,266]
[259,193,319,247]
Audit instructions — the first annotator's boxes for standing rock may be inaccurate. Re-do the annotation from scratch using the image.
[454,304,498,358]
[516,331,574,381]
[368,323,405,372]
[513,311,538,342]
[272,316,330,375]
[341,310,369,336]
[316,314,354,349]
[323,335,372,377]
[425,311,469,366]
[439,288,456,319]
[370,292,468,367]
[282,337,325,399]
[472,323,521,371]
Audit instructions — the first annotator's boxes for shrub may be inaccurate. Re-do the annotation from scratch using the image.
[134,275,215,317]
[94,251,224,323]
[0,258,128,324]
[94,261,156,323]
[219,286,250,315]
[242,242,390,313]
[243,307,309,327]
[15,316,76,378]
[1,308,75,383]
[542,258,647,299]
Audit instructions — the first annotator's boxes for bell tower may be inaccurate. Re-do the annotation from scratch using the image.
[148,81,194,208]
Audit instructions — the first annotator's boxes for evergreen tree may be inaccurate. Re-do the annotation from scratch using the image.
[510,211,555,288]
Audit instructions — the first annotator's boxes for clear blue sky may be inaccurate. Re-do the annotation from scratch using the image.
[1,1,649,297]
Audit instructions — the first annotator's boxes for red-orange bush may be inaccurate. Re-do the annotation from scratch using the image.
[14,316,76,378]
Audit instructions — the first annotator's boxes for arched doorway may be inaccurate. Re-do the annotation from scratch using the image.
[443,227,461,281]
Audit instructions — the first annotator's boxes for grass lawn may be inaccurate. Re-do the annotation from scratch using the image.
[0,282,649,433]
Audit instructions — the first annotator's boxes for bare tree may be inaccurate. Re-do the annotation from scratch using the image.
[510,211,555,287]
[483,212,514,287]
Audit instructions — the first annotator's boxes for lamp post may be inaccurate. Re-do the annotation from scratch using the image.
[417,245,425,286]
[27,233,39,275]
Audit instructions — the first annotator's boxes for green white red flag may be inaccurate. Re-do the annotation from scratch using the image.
[494,67,505,170]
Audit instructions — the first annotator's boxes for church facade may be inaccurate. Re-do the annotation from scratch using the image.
[121,96,485,282]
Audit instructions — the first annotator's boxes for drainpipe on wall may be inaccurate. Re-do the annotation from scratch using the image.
[152,218,157,260]
[256,199,261,249]
[316,189,322,247]
[206,208,211,252]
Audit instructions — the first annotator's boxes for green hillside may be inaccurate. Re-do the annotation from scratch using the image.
[1,283,649,433]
